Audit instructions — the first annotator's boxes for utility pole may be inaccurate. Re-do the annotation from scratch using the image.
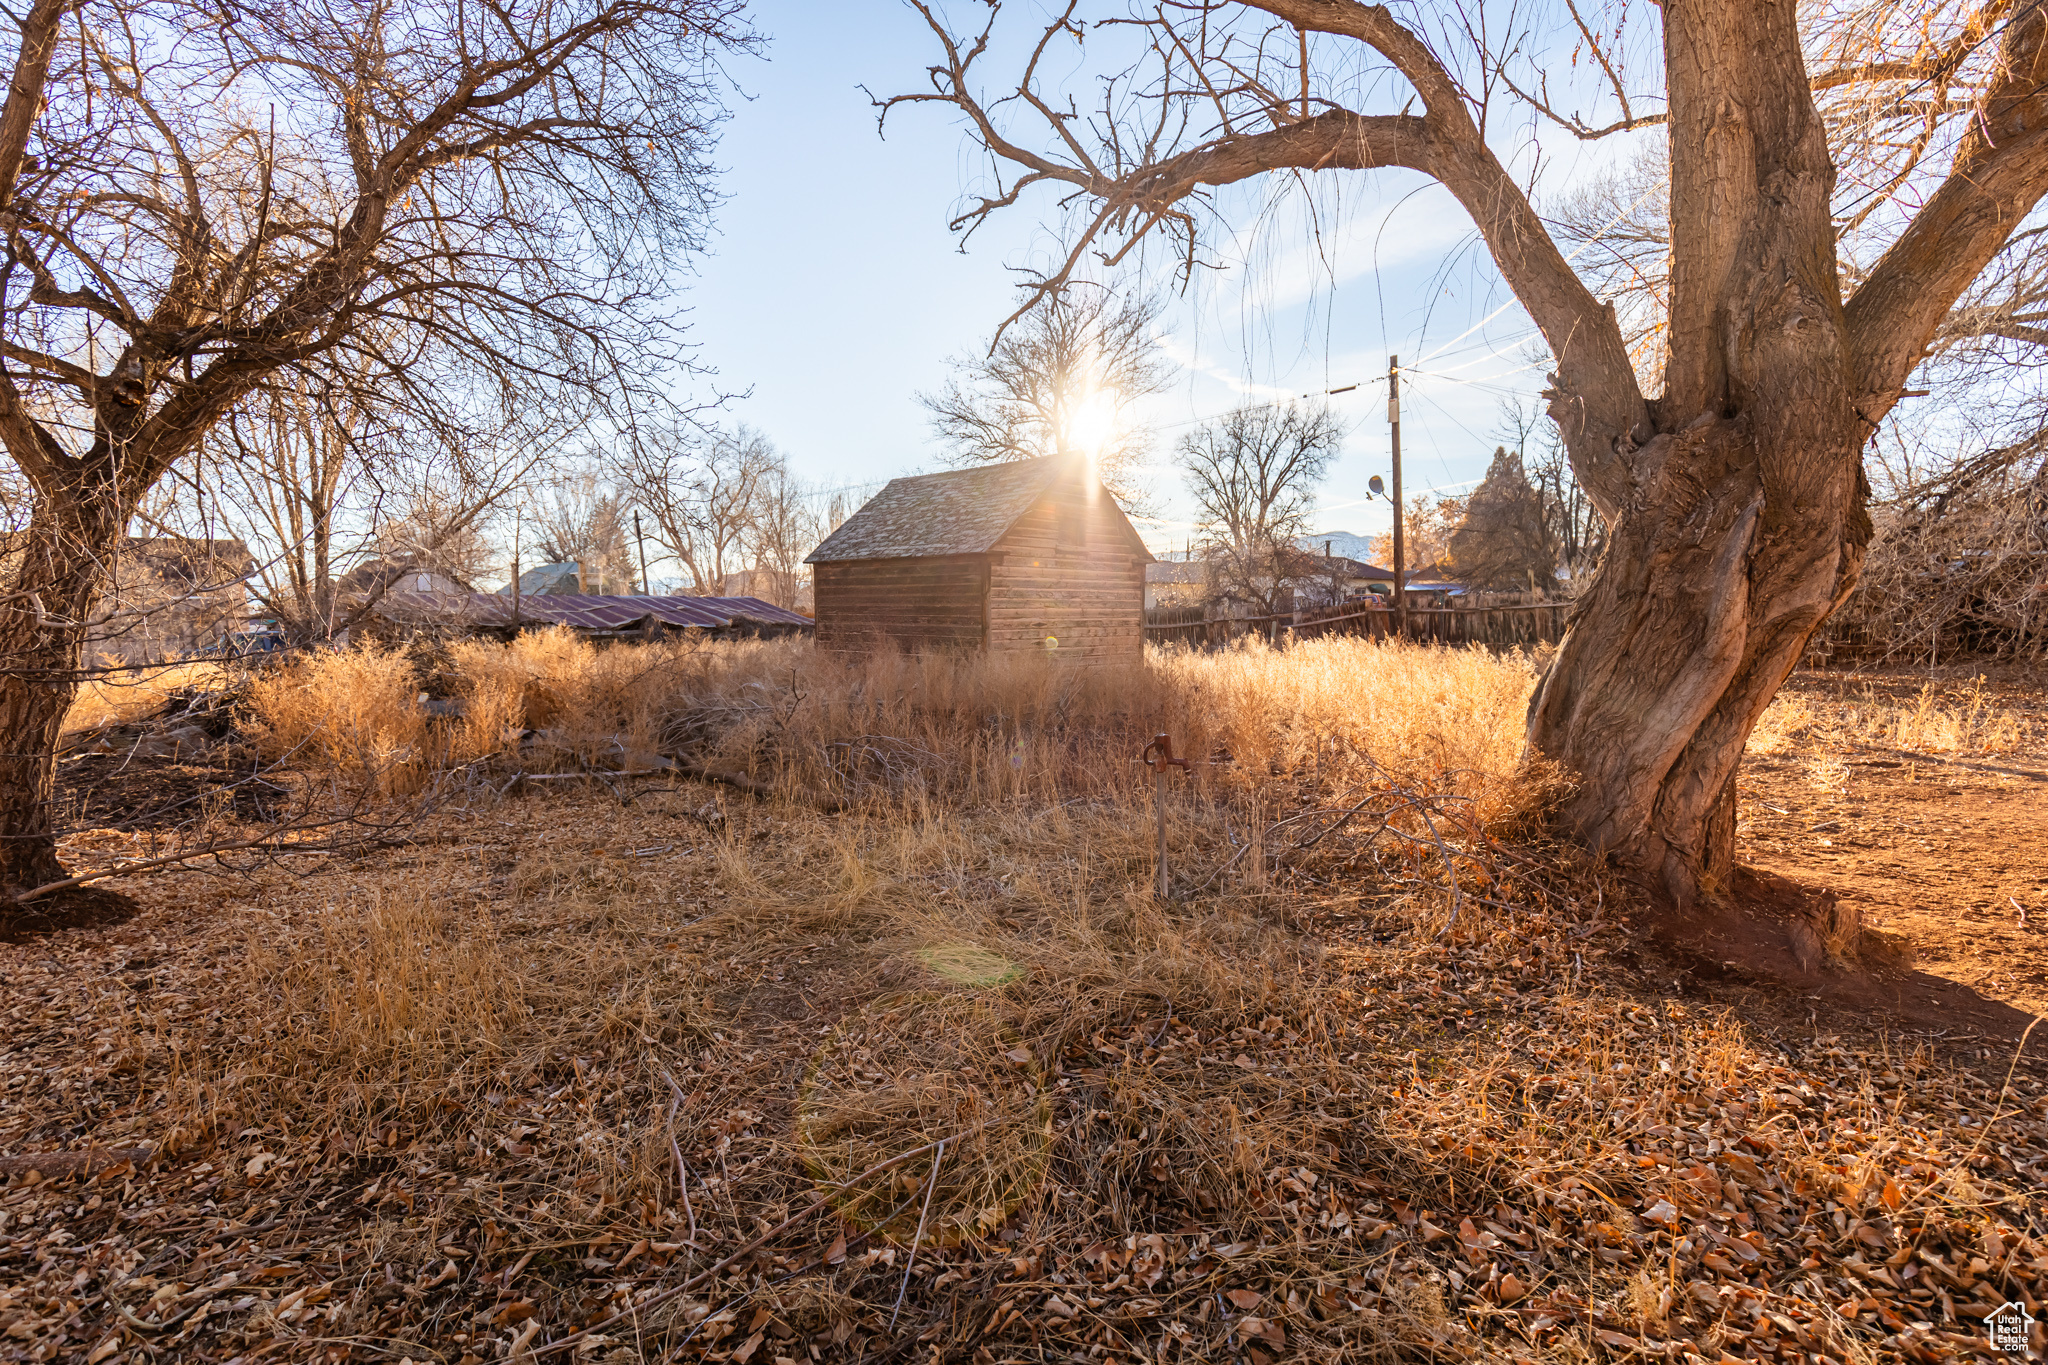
[633,509,651,597]
[1388,355,1406,639]
[511,522,522,631]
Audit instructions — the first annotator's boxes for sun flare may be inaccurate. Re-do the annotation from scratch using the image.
[1064,387,1118,466]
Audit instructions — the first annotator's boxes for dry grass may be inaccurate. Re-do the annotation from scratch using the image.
[245,628,745,789]
[7,638,2046,1364]
[1748,671,2037,757]
[246,644,440,787]
[59,659,230,735]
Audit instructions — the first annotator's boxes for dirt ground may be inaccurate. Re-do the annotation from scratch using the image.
[3,654,2046,1364]
[1736,666,2048,1022]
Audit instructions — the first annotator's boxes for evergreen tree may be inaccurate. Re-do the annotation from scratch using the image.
[1448,448,1558,592]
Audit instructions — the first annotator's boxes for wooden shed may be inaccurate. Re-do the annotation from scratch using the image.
[805,457,1151,662]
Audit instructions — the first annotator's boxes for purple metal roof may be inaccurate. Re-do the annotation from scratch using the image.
[373,592,812,630]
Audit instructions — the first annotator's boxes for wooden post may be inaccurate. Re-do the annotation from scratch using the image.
[1250,797,1266,888]
[1140,734,1190,900]
[1154,763,1170,899]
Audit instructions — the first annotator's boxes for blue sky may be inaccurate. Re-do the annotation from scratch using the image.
[684,2,1621,553]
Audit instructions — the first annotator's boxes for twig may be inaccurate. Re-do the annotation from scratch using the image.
[526,1116,1019,1360]
[666,751,846,813]
[12,822,401,904]
[890,1138,945,1331]
[658,1068,697,1244]
[0,1143,156,1177]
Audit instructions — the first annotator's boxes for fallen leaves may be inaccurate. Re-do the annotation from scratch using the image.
[5,780,2048,1365]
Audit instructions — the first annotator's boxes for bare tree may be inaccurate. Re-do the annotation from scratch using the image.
[1498,395,1603,582]
[201,373,529,639]
[0,0,754,901]
[625,423,779,594]
[1368,493,1465,574]
[219,379,362,639]
[532,472,639,594]
[920,289,1171,505]
[372,482,508,592]
[1178,402,1341,615]
[745,460,821,610]
[1548,146,1673,388]
[891,0,2048,908]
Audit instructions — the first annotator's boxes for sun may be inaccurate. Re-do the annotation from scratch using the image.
[1063,387,1118,464]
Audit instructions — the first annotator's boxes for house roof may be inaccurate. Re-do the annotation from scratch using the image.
[1324,556,1395,581]
[499,562,584,595]
[335,557,472,596]
[374,592,812,630]
[117,536,254,588]
[806,457,1149,563]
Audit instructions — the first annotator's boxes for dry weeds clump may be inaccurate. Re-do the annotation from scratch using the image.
[447,627,758,766]
[1748,673,2035,758]
[245,643,438,789]
[1825,438,2048,664]
[7,638,2046,1364]
[680,635,1544,830]
[241,629,788,792]
[59,659,230,735]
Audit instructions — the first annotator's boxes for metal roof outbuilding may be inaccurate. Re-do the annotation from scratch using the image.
[371,592,812,632]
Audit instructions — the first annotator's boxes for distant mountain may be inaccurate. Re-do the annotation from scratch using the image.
[1295,530,1380,563]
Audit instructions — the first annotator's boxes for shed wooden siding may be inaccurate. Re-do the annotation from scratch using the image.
[986,483,1144,663]
[812,554,988,653]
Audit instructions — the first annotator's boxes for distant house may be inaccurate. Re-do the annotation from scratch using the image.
[89,537,256,663]
[1144,560,1211,611]
[1155,552,1397,613]
[805,457,1151,662]
[498,559,636,596]
[719,567,812,614]
[1302,555,1396,605]
[335,557,471,602]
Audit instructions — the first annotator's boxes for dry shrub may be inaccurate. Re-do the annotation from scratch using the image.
[249,632,1547,823]
[448,626,718,764]
[245,643,433,788]
[241,628,782,791]
[60,658,228,734]
[1888,675,2025,753]
[1825,437,2048,663]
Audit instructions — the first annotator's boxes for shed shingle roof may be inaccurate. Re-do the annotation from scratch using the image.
[807,458,1118,564]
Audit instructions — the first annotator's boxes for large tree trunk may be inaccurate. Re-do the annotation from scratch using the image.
[1526,420,1870,907]
[1524,0,1874,908]
[0,499,120,901]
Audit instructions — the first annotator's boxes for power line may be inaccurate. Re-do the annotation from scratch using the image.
[1415,178,1666,365]
[1830,11,2025,225]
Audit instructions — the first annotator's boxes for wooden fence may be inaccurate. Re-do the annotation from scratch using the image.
[1143,600,1570,650]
